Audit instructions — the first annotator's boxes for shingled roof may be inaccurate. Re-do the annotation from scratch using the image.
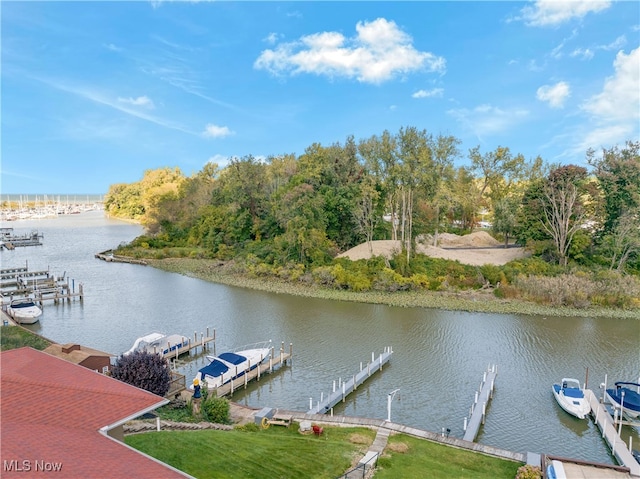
[1,347,192,478]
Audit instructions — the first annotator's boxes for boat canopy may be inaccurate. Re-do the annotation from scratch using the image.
[218,352,248,365]
[199,359,229,379]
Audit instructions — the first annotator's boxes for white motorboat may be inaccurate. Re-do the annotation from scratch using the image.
[194,341,272,389]
[605,381,640,419]
[6,298,43,324]
[124,332,188,357]
[551,378,590,419]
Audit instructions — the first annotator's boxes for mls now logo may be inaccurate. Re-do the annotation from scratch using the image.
[4,459,63,472]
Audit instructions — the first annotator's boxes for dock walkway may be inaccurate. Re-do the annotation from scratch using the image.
[463,365,497,442]
[307,347,393,415]
[586,389,640,476]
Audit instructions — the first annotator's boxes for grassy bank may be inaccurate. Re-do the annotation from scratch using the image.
[125,425,521,479]
[149,258,640,319]
[1,325,52,351]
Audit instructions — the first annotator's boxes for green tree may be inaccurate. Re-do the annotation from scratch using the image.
[541,165,590,267]
[587,140,640,235]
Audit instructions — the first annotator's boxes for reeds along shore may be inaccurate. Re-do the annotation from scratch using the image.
[148,258,640,320]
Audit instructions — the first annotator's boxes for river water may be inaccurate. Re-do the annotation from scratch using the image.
[2,211,639,464]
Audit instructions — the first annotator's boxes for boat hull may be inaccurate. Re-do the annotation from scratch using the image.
[605,383,640,419]
[552,380,590,419]
[124,333,187,357]
[195,344,272,389]
[7,300,42,325]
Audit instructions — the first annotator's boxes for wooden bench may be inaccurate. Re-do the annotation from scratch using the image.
[268,414,293,427]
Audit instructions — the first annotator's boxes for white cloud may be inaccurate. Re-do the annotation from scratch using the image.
[563,47,640,156]
[203,124,233,138]
[447,104,529,140]
[117,96,155,109]
[599,35,626,51]
[264,32,280,45]
[206,154,228,166]
[582,48,639,123]
[536,81,570,109]
[254,18,445,84]
[412,88,443,99]
[519,0,611,27]
[570,48,594,60]
[104,43,122,52]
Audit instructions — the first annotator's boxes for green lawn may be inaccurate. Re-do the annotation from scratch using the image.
[126,425,375,479]
[126,425,522,479]
[375,434,522,479]
[1,325,52,351]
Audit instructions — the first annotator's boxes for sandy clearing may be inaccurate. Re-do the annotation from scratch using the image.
[337,232,528,266]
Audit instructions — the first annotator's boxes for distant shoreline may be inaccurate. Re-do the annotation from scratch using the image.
[148,258,640,320]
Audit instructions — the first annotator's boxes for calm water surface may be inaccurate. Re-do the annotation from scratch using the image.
[2,211,639,464]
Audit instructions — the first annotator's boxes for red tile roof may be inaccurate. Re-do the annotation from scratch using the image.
[1,347,192,478]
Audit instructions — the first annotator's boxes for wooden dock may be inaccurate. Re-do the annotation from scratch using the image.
[95,250,147,265]
[0,230,43,249]
[307,347,393,415]
[212,342,293,397]
[586,389,640,476]
[463,365,497,442]
[157,329,216,361]
[1,264,83,304]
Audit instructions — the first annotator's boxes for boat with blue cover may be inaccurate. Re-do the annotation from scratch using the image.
[605,381,640,419]
[194,341,272,389]
[551,378,590,419]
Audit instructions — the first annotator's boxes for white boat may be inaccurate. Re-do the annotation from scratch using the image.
[6,298,43,324]
[124,332,188,357]
[551,378,590,419]
[546,460,567,479]
[193,341,272,389]
[605,381,640,419]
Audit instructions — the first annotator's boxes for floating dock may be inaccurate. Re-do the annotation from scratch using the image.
[307,347,393,415]
[463,364,497,442]
[586,388,640,476]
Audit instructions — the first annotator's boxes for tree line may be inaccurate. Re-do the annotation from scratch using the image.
[104,129,639,277]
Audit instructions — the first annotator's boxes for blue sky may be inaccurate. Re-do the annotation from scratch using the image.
[2,1,639,195]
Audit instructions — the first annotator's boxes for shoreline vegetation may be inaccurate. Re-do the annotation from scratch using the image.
[148,258,640,320]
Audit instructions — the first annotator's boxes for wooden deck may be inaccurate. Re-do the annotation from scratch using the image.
[586,389,640,476]
[307,347,393,415]
[463,365,497,442]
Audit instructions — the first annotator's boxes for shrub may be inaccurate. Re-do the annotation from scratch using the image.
[111,351,170,397]
[515,464,542,479]
[202,396,231,424]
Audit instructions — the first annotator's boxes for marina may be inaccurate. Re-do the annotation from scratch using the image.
[0,264,83,305]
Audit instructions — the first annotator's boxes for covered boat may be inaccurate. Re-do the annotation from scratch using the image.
[194,341,272,389]
[551,378,590,419]
[6,298,43,324]
[605,382,640,419]
[124,332,188,357]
